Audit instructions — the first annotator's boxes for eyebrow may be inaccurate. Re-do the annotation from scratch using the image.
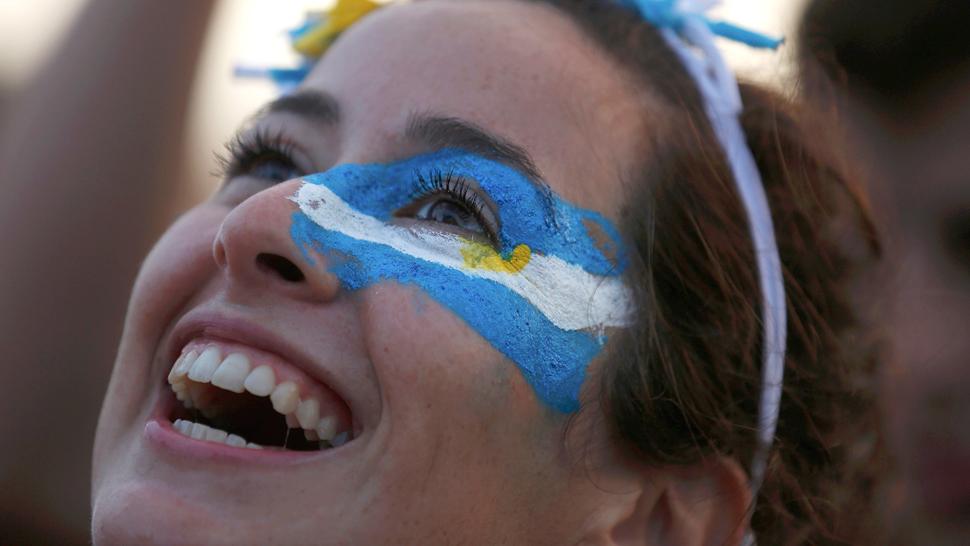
[262,91,542,182]
[404,113,545,183]
[259,91,554,208]
[406,113,558,220]
[262,90,340,125]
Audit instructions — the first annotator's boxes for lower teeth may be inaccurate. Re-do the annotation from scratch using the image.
[173,419,261,449]
[172,418,341,451]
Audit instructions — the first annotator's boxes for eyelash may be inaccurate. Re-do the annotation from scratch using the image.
[215,128,303,183]
[410,169,500,245]
[214,130,499,245]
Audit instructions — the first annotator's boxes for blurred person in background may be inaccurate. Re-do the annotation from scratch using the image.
[799,1,970,544]
[0,1,215,542]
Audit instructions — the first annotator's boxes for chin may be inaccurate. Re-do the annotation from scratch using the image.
[89,308,367,545]
[92,480,239,546]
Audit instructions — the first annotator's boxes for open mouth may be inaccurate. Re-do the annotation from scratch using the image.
[165,341,353,452]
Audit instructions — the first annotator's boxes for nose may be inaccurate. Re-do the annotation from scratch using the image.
[212,181,340,303]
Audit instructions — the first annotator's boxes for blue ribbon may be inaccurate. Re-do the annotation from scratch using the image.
[617,0,783,49]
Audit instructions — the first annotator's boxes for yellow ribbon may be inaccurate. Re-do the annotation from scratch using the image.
[294,0,384,58]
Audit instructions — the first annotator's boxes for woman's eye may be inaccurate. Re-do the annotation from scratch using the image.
[218,129,306,187]
[395,172,500,245]
[415,198,485,234]
[240,157,302,184]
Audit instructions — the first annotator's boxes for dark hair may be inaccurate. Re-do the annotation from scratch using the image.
[798,0,970,115]
[537,1,886,543]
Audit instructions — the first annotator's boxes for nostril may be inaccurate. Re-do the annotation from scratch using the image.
[256,253,305,283]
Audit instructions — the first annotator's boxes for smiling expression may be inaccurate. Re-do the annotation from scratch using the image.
[91,1,651,544]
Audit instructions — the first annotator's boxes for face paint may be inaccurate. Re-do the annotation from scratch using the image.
[290,149,632,412]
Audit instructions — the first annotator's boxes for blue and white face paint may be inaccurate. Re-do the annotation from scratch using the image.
[290,149,632,412]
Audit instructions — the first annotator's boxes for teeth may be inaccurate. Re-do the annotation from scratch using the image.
[270,381,299,414]
[188,346,222,383]
[331,431,349,447]
[315,417,337,441]
[296,398,320,429]
[168,350,199,384]
[169,345,353,450]
[172,382,191,405]
[190,422,208,440]
[174,419,192,435]
[205,427,229,443]
[173,419,261,450]
[211,353,252,393]
[243,365,276,397]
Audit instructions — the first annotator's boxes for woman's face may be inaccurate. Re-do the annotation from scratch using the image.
[92,1,649,544]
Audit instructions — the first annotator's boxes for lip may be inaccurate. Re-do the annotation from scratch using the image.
[164,309,357,430]
[145,391,345,465]
[146,308,361,458]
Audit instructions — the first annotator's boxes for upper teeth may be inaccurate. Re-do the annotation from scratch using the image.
[168,345,349,444]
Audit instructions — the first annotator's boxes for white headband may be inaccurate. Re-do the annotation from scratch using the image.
[619,0,787,523]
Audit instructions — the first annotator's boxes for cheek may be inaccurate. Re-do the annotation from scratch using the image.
[358,284,531,417]
[129,206,225,322]
[353,284,566,523]
[99,206,225,435]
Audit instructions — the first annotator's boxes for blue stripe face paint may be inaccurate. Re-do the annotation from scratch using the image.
[290,149,632,412]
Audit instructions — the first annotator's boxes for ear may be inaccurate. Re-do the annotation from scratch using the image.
[605,457,752,546]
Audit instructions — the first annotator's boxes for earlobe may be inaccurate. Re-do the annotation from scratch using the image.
[605,457,752,546]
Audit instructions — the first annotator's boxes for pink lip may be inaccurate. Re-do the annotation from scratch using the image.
[145,397,334,466]
[144,308,360,462]
[168,311,322,377]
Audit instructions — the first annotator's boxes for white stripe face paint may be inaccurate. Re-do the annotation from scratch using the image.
[288,149,633,412]
[293,182,634,332]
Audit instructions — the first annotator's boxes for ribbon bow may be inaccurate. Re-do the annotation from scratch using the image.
[619,0,783,49]
[291,0,384,58]
[235,0,383,91]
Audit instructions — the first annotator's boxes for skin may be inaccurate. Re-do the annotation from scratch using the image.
[92,2,749,544]
[846,75,970,545]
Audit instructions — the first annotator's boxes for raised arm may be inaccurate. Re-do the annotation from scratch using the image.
[0,1,216,541]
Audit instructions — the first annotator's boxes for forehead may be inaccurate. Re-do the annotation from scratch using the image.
[300,0,649,215]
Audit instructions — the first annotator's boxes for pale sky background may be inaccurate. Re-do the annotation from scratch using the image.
[0,0,810,202]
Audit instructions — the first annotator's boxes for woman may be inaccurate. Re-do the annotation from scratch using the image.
[92,1,883,543]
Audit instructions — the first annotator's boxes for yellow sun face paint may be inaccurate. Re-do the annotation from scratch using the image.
[460,241,532,274]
